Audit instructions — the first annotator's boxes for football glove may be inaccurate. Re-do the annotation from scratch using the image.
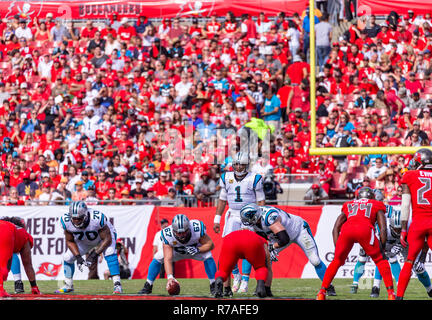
[185,246,199,256]
[400,229,408,247]
[31,286,41,295]
[414,261,426,274]
[85,250,99,266]
[75,255,86,272]
[390,245,402,255]
[268,244,279,262]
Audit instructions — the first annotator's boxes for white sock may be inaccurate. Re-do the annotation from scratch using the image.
[65,278,73,288]
[112,275,121,284]
[373,279,381,288]
[147,279,154,285]
[13,273,22,281]
[209,279,215,284]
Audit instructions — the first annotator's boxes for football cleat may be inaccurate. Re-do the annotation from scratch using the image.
[327,284,337,296]
[14,280,24,294]
[316,290,326,300]
[370,286,380,298]
[265,286,274,297]
[239,280,249,293]
[350,284,358,294]
[395,296,403,300]
[214,278,224,298]
[223,286,233,298]
[210,282,216,296]
[388,292,396,300]
[138,282,152,294]
[255,280,266,298]
[428,289,432,298]
[232,275,241,292]
[0,289,10,298]
[113,282,123,294]
[55,286,74,294]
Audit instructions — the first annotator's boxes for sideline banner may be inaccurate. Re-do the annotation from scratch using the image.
[357,0,432,15]
[4,205,154,281]
[0,0,307,20]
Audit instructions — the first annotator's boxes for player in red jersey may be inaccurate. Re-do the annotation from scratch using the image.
[0,217,40,297]
[396,148,432,299]
[213,229,270,298]
[316,187,395,300]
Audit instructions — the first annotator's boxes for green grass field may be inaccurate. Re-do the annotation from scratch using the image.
[3,278,431,300]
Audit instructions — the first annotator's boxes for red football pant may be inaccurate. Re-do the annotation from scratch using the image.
[397,219,432,297]
[215,230,268,282]
[0,221,16,290]
[321,223,394,292]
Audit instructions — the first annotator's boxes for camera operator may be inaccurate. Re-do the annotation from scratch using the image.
[262,169,283,204]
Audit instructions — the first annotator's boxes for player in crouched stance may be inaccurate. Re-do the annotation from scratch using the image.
[56,201,123,294]
[138,214,217,296]
[317,187,396,300]
[239,203,336,297]
[214,229,270,298]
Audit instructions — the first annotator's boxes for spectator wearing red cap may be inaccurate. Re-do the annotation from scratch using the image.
[303,183,329,205]
[152,171,173,198]
[193,171,216,207]
[16,171,39,197]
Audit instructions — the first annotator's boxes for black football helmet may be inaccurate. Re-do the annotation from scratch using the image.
[357,187,375,200]
[413,148,432,170]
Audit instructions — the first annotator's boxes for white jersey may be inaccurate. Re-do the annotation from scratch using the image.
[254,206,304,243]
[159,219,206,254]
[218,171,265,212]
[60,208,117,246]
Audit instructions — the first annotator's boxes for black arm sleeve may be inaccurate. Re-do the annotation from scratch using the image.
[275,230,290,247]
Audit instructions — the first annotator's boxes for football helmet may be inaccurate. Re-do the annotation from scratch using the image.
[357,187,375,200]
[69,201,90,229]
[232,152,250,178]
[240,203,262,226]
[413,148,432,170]
[172,214,191,243]
[373,189,384,202]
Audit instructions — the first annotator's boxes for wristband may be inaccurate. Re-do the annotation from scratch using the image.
[214,215,221,224]
[167,274,174,280]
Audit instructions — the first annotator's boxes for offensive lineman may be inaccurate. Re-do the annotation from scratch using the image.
[55,201,123,294]
[239,203,336,296]
[138,214,217,296]
[397,148,432,299]
[213,152,266,295]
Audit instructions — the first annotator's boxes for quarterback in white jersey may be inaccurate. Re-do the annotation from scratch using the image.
[240,204,336,296]
[213,152,266,295]
[139,214,218,296]
[55,201,123,294]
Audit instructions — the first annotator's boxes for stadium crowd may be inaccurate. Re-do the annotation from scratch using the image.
[0,6,428,206]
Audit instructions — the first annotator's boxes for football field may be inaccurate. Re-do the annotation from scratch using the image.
[3,278,431,300]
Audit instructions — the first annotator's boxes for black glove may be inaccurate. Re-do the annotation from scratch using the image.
[268,244,279,262]
[75,255,85,272]
[85,250,99,266]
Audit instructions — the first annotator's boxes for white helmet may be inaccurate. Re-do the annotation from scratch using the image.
[389,208,402,231]
[232,152,249,178]
[240,203,262,226]
[69,201,90,228]
[172,214,191,243]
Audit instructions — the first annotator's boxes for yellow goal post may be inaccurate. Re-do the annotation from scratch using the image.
[307,0,431,156]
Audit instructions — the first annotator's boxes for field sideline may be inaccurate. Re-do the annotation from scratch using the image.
[2,279,431,300]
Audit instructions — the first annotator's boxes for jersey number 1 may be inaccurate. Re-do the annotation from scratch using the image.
[234,186,243,202]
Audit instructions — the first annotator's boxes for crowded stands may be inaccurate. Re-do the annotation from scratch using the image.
[0,7,427,206]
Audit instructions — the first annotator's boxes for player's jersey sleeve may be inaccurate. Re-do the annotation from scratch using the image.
[190,219,206,238]
[373,200,387,213]
[341,202,349,217]
[218,172,228,201]
[160,226,175,245]
[89,208,107,230]
[253,174,265,202]
[60,212,71,231]
[262,208,280,227]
